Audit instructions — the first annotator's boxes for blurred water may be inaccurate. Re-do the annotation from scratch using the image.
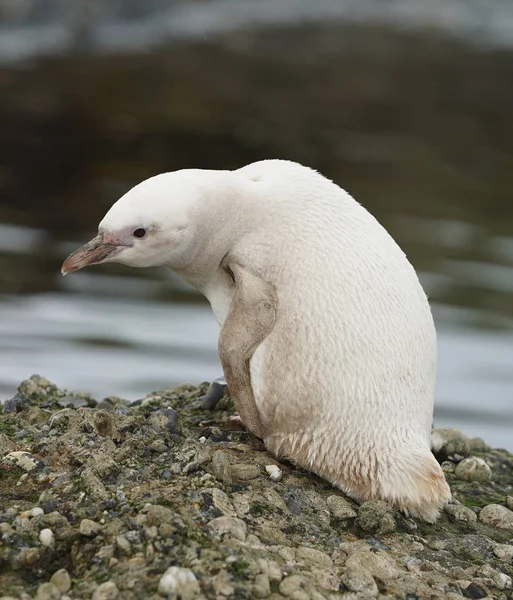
[0,6,512,449]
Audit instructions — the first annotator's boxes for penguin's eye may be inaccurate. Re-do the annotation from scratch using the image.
[133,228,146,238]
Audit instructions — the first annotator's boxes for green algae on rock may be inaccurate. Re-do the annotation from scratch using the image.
[1,375,512,599]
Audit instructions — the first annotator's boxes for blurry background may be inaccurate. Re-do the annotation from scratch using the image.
[0,0,512,448]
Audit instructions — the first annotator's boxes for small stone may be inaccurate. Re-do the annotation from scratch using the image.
[39,528,55,548]
[0,433,16,457]
[479,504,513,531]
[295,547,333,569]
[326,495,358,520]
[29,507,44,517]
[35,582,61,600]
[462,583,487,599]
[454,457,492,483]
[210,450,233,484]
[506,496,513,511]
[148,408,180,434]
[149,440,167,453]
[341,565,378,597]
[200,488,236,518]
[231,463,261,480]
[431,428,471,460]
[146,504,175,526]
[57,395,89,409]
[3,392,26,413]
[444,504,478,523]
[91,581,119,600]
[253,573,271,598]
[494,543,513,561]
[50,570,71,593]
[79,518,102,537]
[93,410,118,438]
[115,535,131,555]
[158,566,199,598]
[3,451,44,472]
[265,464,283,481]
[345,550,400,580]
[358,500,396,534]
[208,516,247,541]
[212,569,234,596]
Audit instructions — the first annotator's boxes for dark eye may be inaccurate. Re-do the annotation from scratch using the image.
[133,228,146,238]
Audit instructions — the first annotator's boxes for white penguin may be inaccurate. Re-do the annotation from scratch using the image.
[62,159,451,521]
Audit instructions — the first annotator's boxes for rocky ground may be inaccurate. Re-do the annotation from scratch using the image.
[0,376,512,599]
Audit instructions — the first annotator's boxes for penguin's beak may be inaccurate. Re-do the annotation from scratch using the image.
[61,234,125,275]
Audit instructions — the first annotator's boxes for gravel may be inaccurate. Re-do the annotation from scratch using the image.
[0,375,512,599]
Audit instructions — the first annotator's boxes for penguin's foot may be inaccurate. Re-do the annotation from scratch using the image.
[225,414,247,431]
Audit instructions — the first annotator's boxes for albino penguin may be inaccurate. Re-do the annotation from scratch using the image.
[62,159,451,521]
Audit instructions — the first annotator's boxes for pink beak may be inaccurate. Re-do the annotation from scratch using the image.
[61,233,124,275]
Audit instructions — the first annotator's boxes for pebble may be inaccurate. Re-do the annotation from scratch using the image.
[158,566,199,598]
[341,565,378,597]
[431,428,471,460]
[479,504,513,531]
[2,451,44,472]
[265,464,283,481]
[50,569,71,593]
[212,569,235,596]
[231,463,261,480]
[91,581,119,600]
[507,496,513,511]
[147,408,180,434]
[0,433,16,456]
[326,495,358,520]
[210,450,232,483]
[58,395,89,409]
[34,582,61,600]
[494,543,513,561]
[208,516,247,541]
[454,457,492,483]
[79,518,102,537]
[39,528,55,548]
[253,573,271,598]
[345,550,400,580]
[357,500,396,534]
[444,504,478,523]
[200,487,236,518]
[295,547,333,569]
[146,504,175,526]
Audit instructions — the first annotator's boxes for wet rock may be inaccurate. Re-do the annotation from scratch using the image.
[341,564,378,597]
[50,569,71,593]
[326,495,358,520]
[158,566,199,598]
[454,457,492,483]
[91,581,119,600]
[357,500,396,533]
[479,504,513,531]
